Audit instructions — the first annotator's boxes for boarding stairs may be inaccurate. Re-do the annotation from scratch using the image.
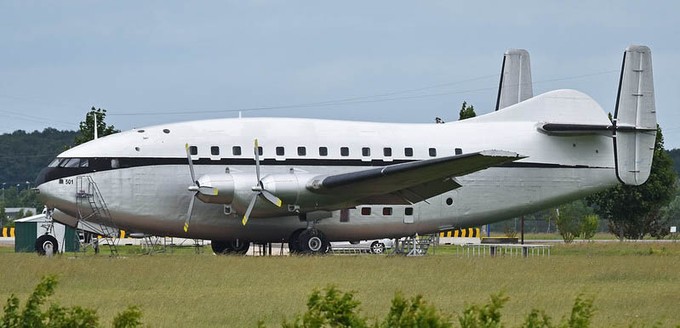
[75,176,119,256]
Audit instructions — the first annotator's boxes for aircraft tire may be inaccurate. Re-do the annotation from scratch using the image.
[35,235,58,256]
[288,229,304,254]
[211,239,250,255]
[230,239,250,255]
[297,229,329,255]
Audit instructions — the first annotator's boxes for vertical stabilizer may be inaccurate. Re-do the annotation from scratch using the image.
[495,49,533,111]
[614,45,657,186]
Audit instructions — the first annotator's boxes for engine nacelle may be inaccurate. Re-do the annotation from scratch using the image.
[194,171,347,217]
[195,174,235,204]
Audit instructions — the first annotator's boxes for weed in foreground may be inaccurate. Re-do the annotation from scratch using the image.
[1,275,142,328]
[277,287,606,328]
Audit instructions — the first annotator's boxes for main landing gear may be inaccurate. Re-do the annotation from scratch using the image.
[211,239,250,255]
[288,228,329,255]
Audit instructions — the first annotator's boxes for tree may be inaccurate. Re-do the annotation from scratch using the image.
[73,107,120,146]
[587,126,678,239]
[458,101,476,121]
[0,205,6,227]
[554,200,595,243]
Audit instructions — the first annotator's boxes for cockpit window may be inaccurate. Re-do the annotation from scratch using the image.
[79,159,89,168]
[64,158,81,168]
[48,158,60,167]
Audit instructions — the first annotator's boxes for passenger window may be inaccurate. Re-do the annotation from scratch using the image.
[362,147,370,156]
[404,147,413,157]
[383,147,392,157]
[257,146,263,156]
[111,159,120,169]
[341,147,349,157]
[455,148,463,155]
[211,146,220,156]
[383,207,393,216]
[429,148,437,157]
[276,146,285,156]
[319,147,328,156]
[361,207,371,215]
[297,146,306,156]
[405,207,413,216]
[232,146,242,156]
[189,146,198,156]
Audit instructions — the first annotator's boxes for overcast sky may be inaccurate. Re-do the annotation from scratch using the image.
[2,1,679,148]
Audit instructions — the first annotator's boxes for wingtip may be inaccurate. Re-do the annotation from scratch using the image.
[183,223,189,232]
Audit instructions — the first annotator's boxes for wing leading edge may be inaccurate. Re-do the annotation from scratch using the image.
[307,150,524,205]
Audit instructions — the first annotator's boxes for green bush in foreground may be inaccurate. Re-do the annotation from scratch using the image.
[1,275,143,328]
[278,286,600,328]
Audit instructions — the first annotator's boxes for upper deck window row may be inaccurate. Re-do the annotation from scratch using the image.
[190,146,463,158]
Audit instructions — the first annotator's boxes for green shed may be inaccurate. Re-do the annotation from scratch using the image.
[14,214,79,253]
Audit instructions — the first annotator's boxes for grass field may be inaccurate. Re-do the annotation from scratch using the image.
[1,242,679,327]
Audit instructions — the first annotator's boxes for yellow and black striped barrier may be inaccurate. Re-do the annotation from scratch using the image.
[1,227,15,238]
[439,227,480,238]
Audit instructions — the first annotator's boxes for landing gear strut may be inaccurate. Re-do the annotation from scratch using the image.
[211,239,250,255]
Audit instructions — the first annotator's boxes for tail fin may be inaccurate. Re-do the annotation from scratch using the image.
[495,49,533,111]
[614,45,657,186]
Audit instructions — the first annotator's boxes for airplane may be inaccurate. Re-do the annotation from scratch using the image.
[34,45,657,255]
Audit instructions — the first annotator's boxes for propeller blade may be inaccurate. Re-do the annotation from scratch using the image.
[185,143,197,183]
[184,195,195,232]
[253,139,261,182]
[261,190,283,207]
[241,195,258,226]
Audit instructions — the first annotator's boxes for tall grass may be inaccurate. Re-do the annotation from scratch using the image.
[1,242,679,327]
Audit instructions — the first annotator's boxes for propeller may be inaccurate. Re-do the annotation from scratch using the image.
[241,139,283,225]
[184,143,218,232]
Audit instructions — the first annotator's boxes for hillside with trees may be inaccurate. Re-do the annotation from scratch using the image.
[0,128,77,186]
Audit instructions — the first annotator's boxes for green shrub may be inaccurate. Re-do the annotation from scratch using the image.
[1,275,142,328]
[282,286,368,328]
[562,294,594,328]
[457,293,508,328]
[521,309,552,328]
[276,287,673,328]
[381,292,451,328]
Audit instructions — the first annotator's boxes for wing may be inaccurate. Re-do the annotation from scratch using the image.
[307,150,524,204]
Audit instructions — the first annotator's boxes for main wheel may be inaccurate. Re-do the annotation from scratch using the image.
[35,235,58,256]
[297,229,329,255]
[288,229,304,254]
[230,239,250,255]
[211,240,250,255]
[370,241,386,254]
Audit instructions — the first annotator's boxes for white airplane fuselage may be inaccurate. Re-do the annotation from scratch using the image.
[36,89,619,243]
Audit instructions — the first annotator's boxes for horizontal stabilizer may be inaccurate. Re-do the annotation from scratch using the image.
[614,45,657,186]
